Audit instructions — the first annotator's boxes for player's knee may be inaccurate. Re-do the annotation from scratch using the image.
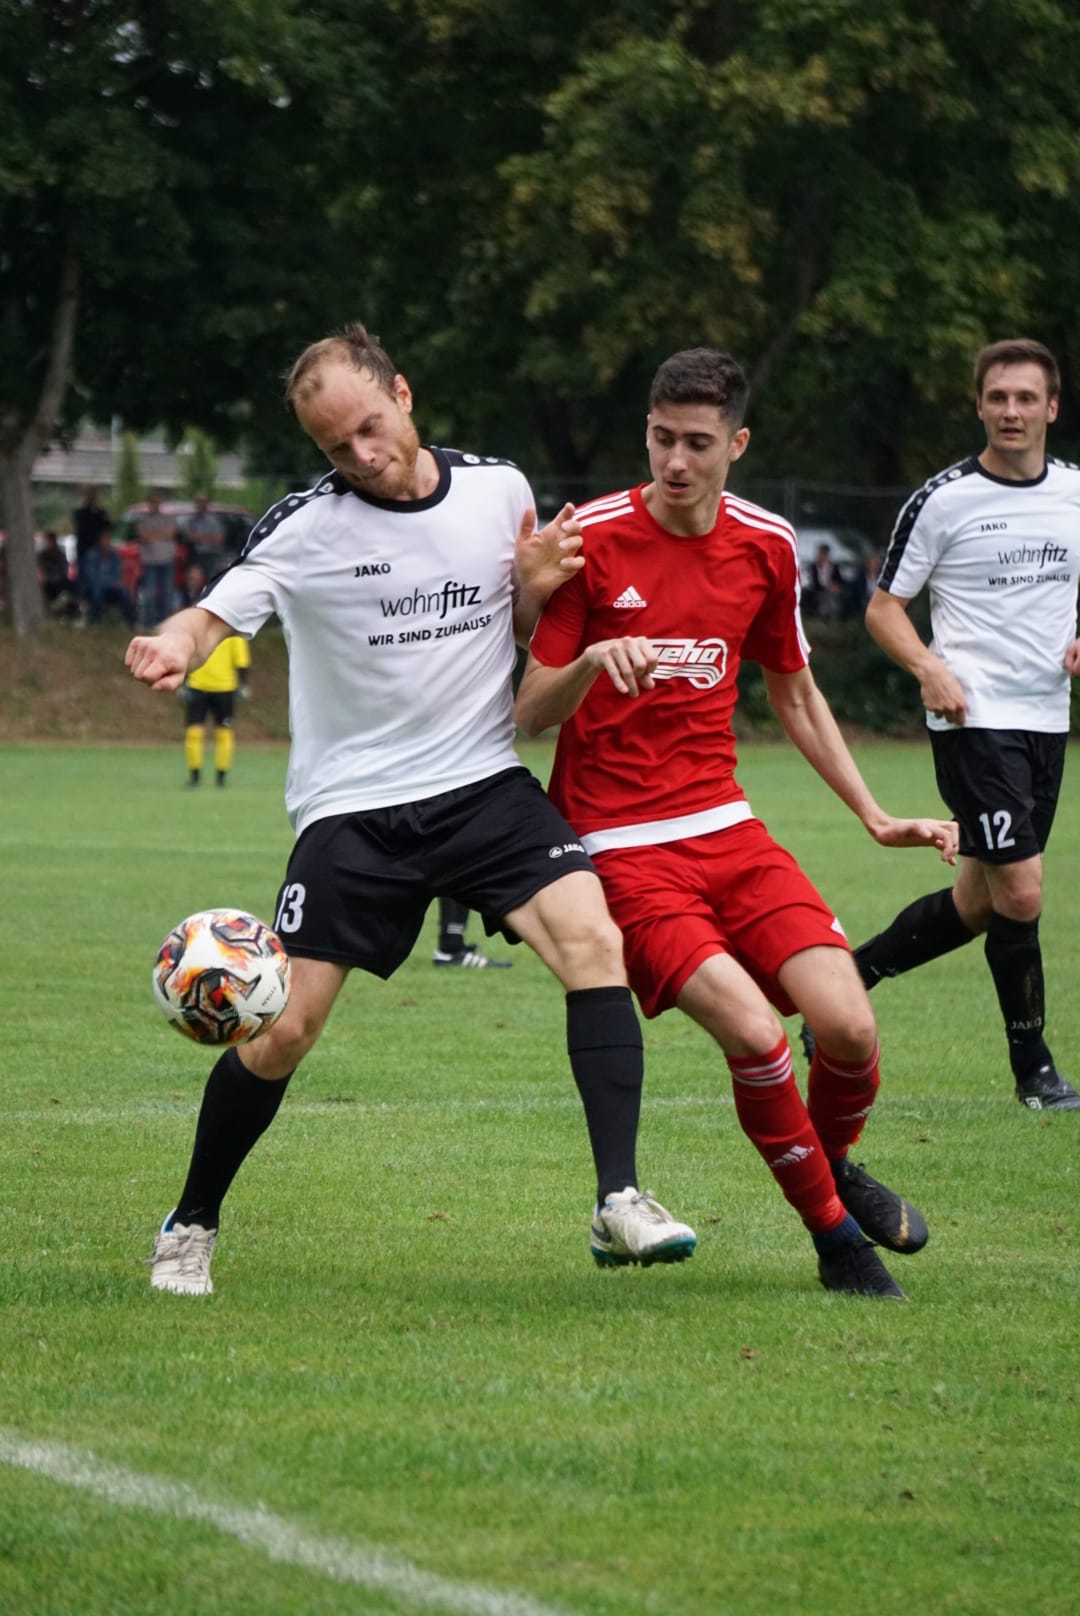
[562,912,626,980]
[810,998,877,1063]
[719,1008,784,1059]
[255,998,325,1073]
[533,904,624,987]
[524,874,627,983]
[992,889,1042,925]
[984,856,1044,924]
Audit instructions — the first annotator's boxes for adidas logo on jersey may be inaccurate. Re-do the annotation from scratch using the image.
[613,585,648,608]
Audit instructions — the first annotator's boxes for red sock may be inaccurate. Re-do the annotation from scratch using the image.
[728,1037,845,1234]
[807,1041,881,1159]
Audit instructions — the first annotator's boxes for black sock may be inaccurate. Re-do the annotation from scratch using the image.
[854,887,975,988]
[983,911,1053,1079]
[566,986,642,1204]
[172,1046,293,1229]
[438,897,469,954]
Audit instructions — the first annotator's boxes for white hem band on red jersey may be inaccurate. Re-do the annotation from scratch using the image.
[581,798,753,854]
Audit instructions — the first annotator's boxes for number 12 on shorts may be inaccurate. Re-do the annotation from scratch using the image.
[978,810,1015,851]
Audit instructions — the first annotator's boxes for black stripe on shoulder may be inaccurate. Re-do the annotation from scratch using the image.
[1049,453,1080,473]
[879,456,979,591]
[437,446,520,471]
[241,478,337,556]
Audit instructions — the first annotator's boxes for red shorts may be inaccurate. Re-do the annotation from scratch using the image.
[594,818,848,1019]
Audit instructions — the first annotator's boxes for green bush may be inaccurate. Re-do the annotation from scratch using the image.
[738,612,1080,736]
[737,618,926,737]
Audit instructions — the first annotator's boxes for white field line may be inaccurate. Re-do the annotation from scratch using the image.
[0,1432,575,1616]
[2,1093,722,1126]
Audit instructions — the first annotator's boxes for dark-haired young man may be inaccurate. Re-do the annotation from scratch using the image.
[850,339,1080,1112]
[516,347,959,1300]
[126,323,695,1295]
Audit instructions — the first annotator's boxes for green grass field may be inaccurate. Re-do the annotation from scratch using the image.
[1,738,1078,1616]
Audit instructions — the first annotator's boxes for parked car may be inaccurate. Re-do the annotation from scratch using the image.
[118,499,255,557]
[117,499,255,608]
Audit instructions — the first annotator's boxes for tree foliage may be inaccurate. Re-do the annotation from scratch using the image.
[112,430,143,513]
[0,0,376,630]
[5,0,1080,633]
[492,0,1080,484]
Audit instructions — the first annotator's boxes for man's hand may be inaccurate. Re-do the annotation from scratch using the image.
[867,815,959,864]
[1064,638,1080,676]
[125,629,196,692]
[514,503,583,598]
[582,636,658,698]
[917,659,967,725]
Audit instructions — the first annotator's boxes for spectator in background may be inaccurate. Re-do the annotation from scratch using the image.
[857,549,884,612]
[806,542,845,620]
[181,560,208,609]
[72,485,111,603]
[183,631,251,787]
[134,490,179,626]
[183,493,228,578]
[83,527,136,626]
[38,531,78,621]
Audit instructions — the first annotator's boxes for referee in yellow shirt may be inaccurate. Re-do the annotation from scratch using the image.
[184,635,251,787]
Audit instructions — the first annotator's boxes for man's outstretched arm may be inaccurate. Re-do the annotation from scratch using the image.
[763,664,958,862]
[125,607,237,692]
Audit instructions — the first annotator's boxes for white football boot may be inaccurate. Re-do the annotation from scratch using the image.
[590,1188,697,1268]
[148,1213,218,1295]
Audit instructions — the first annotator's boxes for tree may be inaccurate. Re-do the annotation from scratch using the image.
[112,430,143,515]
[446,0,1080,485]
[0,0,373,634]
[8,0,1080,642]
[176,429,218,501]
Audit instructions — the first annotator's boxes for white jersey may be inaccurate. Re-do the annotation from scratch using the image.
[880,454,1080,732]
[201,448,530,833]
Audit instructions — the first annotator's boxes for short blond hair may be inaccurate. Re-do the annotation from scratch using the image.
[283,323,398,411]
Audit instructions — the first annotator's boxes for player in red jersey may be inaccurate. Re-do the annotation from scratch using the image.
[515,348,959,1299]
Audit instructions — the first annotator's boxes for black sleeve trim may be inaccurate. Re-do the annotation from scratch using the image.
[879,456,978,592]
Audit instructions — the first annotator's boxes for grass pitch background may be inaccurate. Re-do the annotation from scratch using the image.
[1,737,1078,1615]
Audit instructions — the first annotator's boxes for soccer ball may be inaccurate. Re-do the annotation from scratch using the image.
[152,909,291,1046]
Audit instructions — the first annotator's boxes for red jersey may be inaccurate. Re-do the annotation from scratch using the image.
[529,485,808,845]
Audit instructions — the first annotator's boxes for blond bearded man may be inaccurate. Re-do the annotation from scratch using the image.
[127,323,696,1296]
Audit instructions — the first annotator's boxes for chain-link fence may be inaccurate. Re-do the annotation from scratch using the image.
[532,473,909,552]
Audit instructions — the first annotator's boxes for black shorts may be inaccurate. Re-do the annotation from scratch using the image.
[930,728,1067,864]
[271,767,596,977]
[185,689,235,727]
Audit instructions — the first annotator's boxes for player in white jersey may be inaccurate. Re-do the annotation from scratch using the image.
[125,322,696,1295]
[842,339,1080,1112]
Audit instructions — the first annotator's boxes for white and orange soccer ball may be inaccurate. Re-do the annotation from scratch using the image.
[152,909,291,1046]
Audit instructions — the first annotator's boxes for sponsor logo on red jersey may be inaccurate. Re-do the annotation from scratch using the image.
[651,637,729,689]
